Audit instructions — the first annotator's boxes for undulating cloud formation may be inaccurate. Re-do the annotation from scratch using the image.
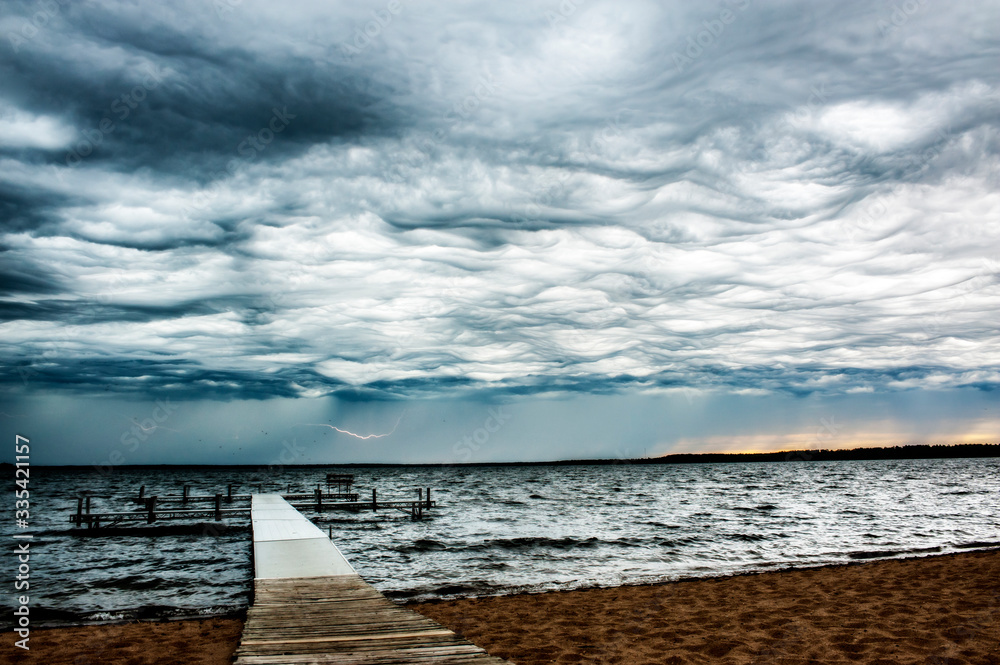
[1,0,998,456]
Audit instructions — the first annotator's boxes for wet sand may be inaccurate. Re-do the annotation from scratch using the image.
[4,550,999,664]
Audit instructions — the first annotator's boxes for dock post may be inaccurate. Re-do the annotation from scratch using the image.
[85,495,91,519]
[75,497,83,526]
[315,488,323,511]
[426,487,431,509]
[372,488,377,512]
[147,496,157,524]
[215,493,222,521]
[227,484,233,503]
[183,485,190,503]
[138,485,145,503]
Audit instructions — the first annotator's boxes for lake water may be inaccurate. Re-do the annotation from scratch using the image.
[5,458,1000,628]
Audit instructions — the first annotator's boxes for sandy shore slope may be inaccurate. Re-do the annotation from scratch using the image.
[1,617,243,665]
[414,550,1000,665]
[3,550,998,664]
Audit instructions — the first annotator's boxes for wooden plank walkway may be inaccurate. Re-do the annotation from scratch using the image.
[234,495,511,664]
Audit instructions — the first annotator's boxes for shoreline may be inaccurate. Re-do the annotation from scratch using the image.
[5,609,248,634]
[6,548,999,663]
[400,543,1000,605]
[413,548,1000,664]
[15,545,1000,631]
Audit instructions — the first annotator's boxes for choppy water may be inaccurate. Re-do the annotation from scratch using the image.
[4,458,999,628]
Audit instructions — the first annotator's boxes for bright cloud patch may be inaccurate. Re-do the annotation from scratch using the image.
[0,0,998,401]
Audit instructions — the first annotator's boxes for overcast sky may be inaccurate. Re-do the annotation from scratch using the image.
[1,0,998,465]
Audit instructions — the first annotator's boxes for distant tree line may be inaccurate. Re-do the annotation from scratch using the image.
[643,443,1000,465]
[432,443,1000,466]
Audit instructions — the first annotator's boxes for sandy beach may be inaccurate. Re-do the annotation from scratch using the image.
[4,550,998,664]
[416,549,1000,664]
[1,616,244,665]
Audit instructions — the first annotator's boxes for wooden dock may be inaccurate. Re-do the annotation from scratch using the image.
[71,483,435,528]
[234,495,511,664]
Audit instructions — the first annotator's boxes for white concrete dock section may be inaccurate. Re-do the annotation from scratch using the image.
[250,494,356,579]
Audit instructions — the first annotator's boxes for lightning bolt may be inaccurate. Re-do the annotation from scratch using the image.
[298,414,403,440]
[126,417,179,433]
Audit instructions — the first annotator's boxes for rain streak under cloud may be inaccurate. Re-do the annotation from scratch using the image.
[0,1,999,422]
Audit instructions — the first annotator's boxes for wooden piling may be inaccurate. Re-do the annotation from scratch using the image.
[183,485,190,503]
[427,487,432,509]
[76,497,83,526]
[215,493,222,521]
[138,485,145,502]
[147,496,157,524]
[413,490,424,521]
[315,487,323,511]
[372,488,377,512]
[227,484,233,503]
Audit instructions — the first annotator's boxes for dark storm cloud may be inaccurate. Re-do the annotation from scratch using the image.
[0,179,78,234]
[0,265,63,296]
[1,0,999,400]
[0,0,402,183]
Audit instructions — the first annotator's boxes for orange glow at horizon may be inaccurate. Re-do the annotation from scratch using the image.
[659,419,1000,457]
